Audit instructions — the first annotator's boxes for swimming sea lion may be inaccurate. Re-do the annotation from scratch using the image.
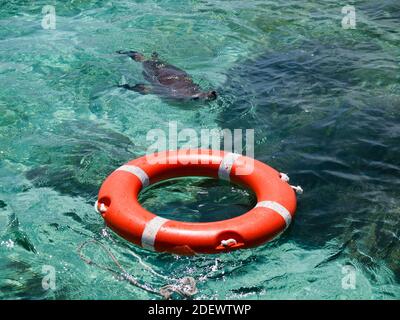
[116,50,217,101]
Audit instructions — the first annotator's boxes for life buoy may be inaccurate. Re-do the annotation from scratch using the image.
[96,149,298,255]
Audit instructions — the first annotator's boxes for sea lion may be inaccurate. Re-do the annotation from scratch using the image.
[116,50,217,101]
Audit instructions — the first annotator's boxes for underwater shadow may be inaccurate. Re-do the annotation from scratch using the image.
[218,40,400,278]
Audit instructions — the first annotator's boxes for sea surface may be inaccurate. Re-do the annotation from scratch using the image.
[0,0,399,299]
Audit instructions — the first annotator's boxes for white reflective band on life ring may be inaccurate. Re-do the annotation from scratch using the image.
[256,201,292,228]
[218,152,241,181]
[116,165,150,188]
[141,216,169,250]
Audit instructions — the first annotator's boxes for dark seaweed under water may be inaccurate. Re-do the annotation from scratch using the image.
[0,0,399,299]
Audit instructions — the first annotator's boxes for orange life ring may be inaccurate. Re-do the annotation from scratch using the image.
[96,149,297,255]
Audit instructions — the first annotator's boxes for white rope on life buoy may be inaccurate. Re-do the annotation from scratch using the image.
[94,200,107,214]
[280,173,303,194]
[221,239,237,247]
[291,185,303,194]
[279,172,290,182]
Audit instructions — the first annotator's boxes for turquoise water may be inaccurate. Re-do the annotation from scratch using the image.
[0,0,399,299]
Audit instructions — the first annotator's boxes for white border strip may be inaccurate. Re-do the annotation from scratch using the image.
[218,152,241,181]
[141,216,169,250]
[116,165,150,188]
[256,201,292,228]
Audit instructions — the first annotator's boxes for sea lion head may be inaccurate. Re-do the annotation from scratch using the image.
[191,90,217,101]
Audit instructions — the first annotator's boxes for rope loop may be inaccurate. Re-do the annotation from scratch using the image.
[77,239,197,300]
[160,277,198,300]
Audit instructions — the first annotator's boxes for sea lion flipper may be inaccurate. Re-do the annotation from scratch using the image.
[116,50,145,62]
[118,83,153,95]
[132,84,153,94]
